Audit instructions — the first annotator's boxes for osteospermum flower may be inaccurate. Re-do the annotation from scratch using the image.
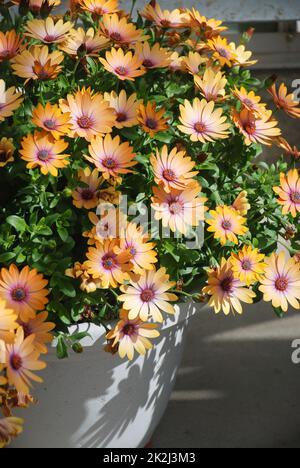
[59,27,109,57]
[206,205,248,245]
[78,0,119,15]
[0,265,49,322]
[85,208,127,244]
[5,327,46,395]
[277,137,300,159]
[119,268,177,322]
[194,68,227,102]
[99,47,146,81]
[19,311,55,354]
[178,98,231,143]
[141,3,188,28]
[231,246,266,285]
[233,86,266,116]
[232,190,251,216]
[116,223,158,275]
[0,299,18,344]
[72,167,102,209]
[65,262,103,293]
[150,145,198,193]
[169,51,185,72]
[273,169,300,218]
[232,109,281,146]
[203,258,256,315]
[0,417,24,449]
[32,103,71,140]
[187,8,227,38]
[0,30,23,62]
[0,80,23,122]
[25,17,73,43]
[268,83,300,119]
[183,51,207,74]
[135,42,171,69]
[59,87,116,141]
[20,131,70,176]
[230,43,257,67]
[85,134,137,179]
[138,102,169,137]
[106,310,160,361]
[11,45,64,83]
[259,252,300,312]
[85,240,132,288]
[104,90,142,129]
[0,138,15,168]
[100,13,148,44]
[207,36,236,67]
[152,183,207,235]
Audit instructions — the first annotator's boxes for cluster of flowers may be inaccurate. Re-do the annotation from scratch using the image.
[0,0,300,446]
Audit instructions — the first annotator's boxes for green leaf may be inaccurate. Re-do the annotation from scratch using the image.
[0,252,16,263]
[57,227,69,242]
[6,216,27,233]
[56,336,69,359]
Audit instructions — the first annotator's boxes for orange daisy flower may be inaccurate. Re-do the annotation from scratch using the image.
[85,240,132,288]
[100,13,148,44]
[183,51,207,74]
[25,17,73,43]
[59,27,109,57]
[187,8,227,38]
[206,205,248,246]
[233,86,266,116]
[194,68,227,102]
[168,51,185,72]
[273,169,300,218]
[59,87,116,141]
[138,102,169,137]
[0,265,49,322]
[20,131,70,177]
[152,183,207,235]
[231,245,266,286]
[5,327,46,395]
[178,98,231,143]
[277,137,300,159]
[0,138,15,168]
[104,90,142,128]
[78,0,119,16]
[203,258,256,315]
[232,190,251,216]
[85,134,137,179]
[72,167,102,209]
[0,80,23,122]
[232,108,281,146]
[19,311,55,354]
[230,43,257,67]
[141,3,188,28]
[207,36,236,67]
[106,310,160,361]
[0,30,23,62]
[32,103,71,140]
[0,417,24,449]
[119,268,177,323]
[0,299,18,344]
[85,208,127,244]
[134,42,172,69]
[268,83,300,119]
[99,47,146,81]
[150,145,198,193]
[11,45,64,83]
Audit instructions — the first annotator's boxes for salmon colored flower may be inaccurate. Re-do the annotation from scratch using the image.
[183,51,207,74]
[0,417,24,448]
[99,47,146,81]
[187,8,227,38]
[59,27,109,57]
[5,328,46,395]
[277,137,300,159]
[206,205,248,245]
[0,30,23,62]
[104,90,142,129]
[65,262,103,293]
[141,3,188,28]
[119,268,177,322]
[259,252,300,312]
[230,43,257,67]
[20,131,69,177]
[85,240,132,288]
[194,68,227,102]
[59,87,116,141]
[78,0,119,15]
[0,265,49,322]
[0,138,15,168]
[106,310,160,361]
[0,80,23,122]
[32,103,71,140]
[11,45,64,83]
[19,311,55,354]
[85,134,137,179]
[138,102,169,137]
[0,299,18,344]
[203,258,256,315]
[100,13,148,44]
[178,98,231,143]
[168,51,185,72]
[72,167,103,209]
[207,36,236,67]
[273,169,300,218]
[233,86,266,116]
[150,145,198,193]
[152,183,207,235]
[232,108,281,146]
[232,190,251,216]
[84,208,127,244]
[268,83,300,119]
[135,42,171,69]
[25,17,73,43]
[231,246,266,285]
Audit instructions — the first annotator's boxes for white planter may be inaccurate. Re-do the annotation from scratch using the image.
[11,301,197,448]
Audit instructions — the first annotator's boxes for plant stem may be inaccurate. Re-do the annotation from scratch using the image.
[130,0,137,17]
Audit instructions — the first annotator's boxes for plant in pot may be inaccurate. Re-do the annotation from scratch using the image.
[0,0,300,449]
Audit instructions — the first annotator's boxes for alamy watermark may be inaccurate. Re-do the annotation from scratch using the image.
[292,79,300,103]
[291,339,300,364]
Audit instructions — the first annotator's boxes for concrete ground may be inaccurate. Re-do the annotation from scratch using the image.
[153,302,300,448]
